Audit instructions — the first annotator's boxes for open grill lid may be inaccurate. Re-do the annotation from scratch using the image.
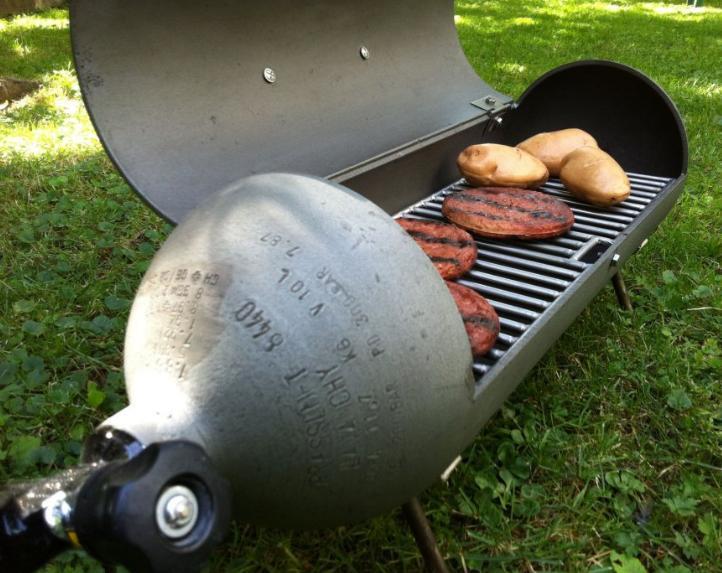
[70,0,510,223]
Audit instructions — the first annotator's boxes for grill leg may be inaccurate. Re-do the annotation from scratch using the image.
[402,498,450,573]
[612,271,633,311]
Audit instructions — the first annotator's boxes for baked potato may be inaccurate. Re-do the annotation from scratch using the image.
[457,143,548,188]
[517,128,598,177]
[559,146,630,206]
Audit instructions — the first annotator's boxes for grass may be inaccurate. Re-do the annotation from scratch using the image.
[0,2,720,572]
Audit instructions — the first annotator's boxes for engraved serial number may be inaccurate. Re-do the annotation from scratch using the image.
[278,268,326,318]
[260,232,302,258]
[233,300,284,351]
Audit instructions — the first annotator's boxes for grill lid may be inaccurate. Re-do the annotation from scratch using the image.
[70,0,509,224]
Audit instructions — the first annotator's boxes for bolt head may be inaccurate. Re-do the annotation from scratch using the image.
[485,96,497,105]
[263,68,277,84]
[156,485,199,539]
[360,46,370,60]
[165,495,194,527]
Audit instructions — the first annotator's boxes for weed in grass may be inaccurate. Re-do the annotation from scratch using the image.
[1,2,721,573]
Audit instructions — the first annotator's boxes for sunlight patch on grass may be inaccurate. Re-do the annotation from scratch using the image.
[3,15,69,31]
[0,9,71,80]
[0,69,99,162]
[1,120,97,160]
[681,78,721,98]
[496,62,528,74]
[11,38,32,58]
[510,16,536,25]
[647,3,721,15]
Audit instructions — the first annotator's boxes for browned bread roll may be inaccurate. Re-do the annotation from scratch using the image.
[457,143,549,189]
[559,146,631,206]
[517,128,598,177]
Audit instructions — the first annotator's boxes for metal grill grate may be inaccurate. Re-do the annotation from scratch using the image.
[396,172,674,383]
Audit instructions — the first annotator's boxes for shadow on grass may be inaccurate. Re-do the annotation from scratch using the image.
[0,9,71,79]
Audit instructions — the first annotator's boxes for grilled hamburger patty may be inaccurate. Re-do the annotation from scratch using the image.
[442,187,574,240]
[446,281,500,357]
[397,218,477,280]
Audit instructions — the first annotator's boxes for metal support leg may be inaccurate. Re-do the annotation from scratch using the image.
[402,498,450,573]
[612,271,633,311]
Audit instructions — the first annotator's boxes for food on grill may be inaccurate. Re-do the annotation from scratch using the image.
[397,218,477,280]
[442,187,575,240]
[517,128,598,177]
[560,146,631,206]
[446,281,500,357]
[457,143,549,189]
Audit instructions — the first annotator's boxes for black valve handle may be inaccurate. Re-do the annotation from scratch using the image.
[74,440,231,573]
[0,440,231,573]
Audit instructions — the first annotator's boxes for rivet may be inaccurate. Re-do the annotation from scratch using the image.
[263,68,277,84]
[360,46,370,60]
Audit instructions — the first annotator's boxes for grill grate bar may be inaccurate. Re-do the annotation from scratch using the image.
[495,332,519,346]
[565,230,596,241]
[538,188,643,216]
[477,251,582,280]
[473,260,572,290]
[627,174,669,187]
[564,207,635,224]
[570,222,621,239]
[487,348,507,361]
[411,207,446,220]
[498,317,530,334]
[620,195,652,207]
[626,171,673,183]
[543,180,654,206]
[541,236,586,249]
[473,363,491,376]
[496,240,577,257]
[630,190,658,199]
[479,242,588,270]
[467,269,562,300]
[544,181,658,200]
[571,214,628,231]
[466,294,541,322]
[396,172,674,384]
[460,282,551,311]
[628,183,664,194]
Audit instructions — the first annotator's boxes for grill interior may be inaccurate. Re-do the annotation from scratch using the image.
[397,172,674,385]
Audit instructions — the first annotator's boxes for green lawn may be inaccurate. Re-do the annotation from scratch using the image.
[1,2,720,572]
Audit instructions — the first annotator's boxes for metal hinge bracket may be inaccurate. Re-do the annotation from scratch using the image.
[471,95,515,113]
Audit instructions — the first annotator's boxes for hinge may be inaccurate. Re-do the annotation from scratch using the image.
[470,95,515,113]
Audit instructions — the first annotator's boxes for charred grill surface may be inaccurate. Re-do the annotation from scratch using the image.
[397,172,675,386]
